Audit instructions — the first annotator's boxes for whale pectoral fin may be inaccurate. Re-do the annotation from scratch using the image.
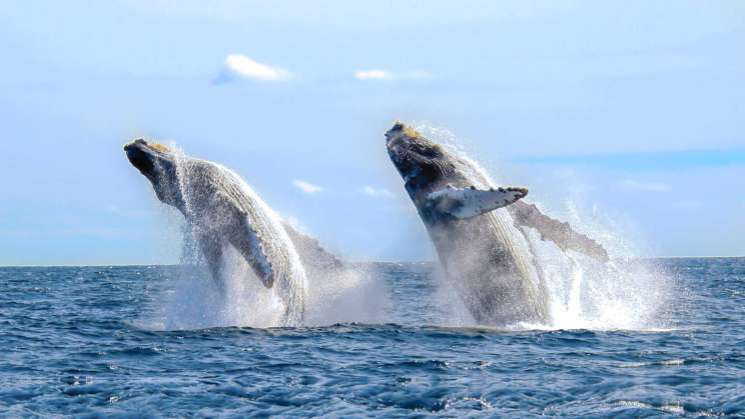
[198,234,227,292]
[228,214,275,288]
[427,186,528,219]
[508,201,610,263]
[281,220,344,272]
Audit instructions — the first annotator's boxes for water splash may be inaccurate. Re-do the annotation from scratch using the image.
[137,132,672,332]
[304,265,391,326]
[138,142,389,330]
[136,142,305,329]
[140,253,391,331]
[412,122,674,331]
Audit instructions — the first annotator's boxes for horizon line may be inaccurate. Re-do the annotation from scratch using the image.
[0,255,742,268]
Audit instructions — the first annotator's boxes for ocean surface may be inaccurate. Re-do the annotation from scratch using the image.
[1,258,743,417]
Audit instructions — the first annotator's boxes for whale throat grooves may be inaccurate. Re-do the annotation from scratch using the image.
[172,153,308,327]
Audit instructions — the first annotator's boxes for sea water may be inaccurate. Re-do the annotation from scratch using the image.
[0,258,742,416]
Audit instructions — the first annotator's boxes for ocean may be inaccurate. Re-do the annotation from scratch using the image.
[0,258,742,417]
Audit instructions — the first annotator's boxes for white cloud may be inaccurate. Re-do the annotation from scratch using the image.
[293,180,324,195]
[222,54,290,82]
[621,179,671,192]
[354,69,392,80]
[361,186,394,198]
[353,69,431,81]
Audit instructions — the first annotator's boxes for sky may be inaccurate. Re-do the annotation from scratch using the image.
[0,0,743,265]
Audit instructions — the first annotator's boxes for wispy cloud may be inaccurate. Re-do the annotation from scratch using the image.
[361,186,394,198]
[293,180,324,195]
[516,149,745,170]
[620,179,671,192]
[353,69,431,81]
[216,54,291,83]
[354,69,391,80]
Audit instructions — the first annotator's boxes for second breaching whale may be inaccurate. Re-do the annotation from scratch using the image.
[386,123,609,326]
[124,139,339,326]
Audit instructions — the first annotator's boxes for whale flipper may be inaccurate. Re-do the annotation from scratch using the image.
[198,233,224,285]
[508,201,609,263]
[282,221,344,274]
[427,186,528,219]
[204,190,276,288]
[225,213,276,288]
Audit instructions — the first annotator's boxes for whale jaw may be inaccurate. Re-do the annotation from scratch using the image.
[124,139,157,178]
[123,138,184,211]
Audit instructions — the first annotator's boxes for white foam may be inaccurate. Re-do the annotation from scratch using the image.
[138,255,391,331]
[304,265,391,326]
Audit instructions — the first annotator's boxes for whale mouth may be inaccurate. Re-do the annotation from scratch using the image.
[385,121,421,149]
[385,122,413,164]
[123,139,171,155]
[385,122,441,156]
[124,139,170,177]
[385,122,445,165]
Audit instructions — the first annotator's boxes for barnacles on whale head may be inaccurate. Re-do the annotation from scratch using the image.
[390,121,425,140]
[149,142,172,153]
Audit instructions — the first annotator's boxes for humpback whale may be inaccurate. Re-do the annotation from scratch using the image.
[386,123,608,325]
[124,139,321,325]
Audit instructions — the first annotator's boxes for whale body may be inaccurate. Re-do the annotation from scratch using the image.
[124,139,316,325]
[386,123,608,325]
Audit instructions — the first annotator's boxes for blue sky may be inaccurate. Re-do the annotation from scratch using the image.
[0,1,743,265]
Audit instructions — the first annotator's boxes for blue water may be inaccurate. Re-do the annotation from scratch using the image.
[1,258,743,417]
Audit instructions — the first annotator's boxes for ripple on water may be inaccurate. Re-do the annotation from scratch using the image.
[0,260,742,416]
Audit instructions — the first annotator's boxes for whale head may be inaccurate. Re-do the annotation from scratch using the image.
[385,122,468,199]
[124,139,184,209]
[386,121,530,225]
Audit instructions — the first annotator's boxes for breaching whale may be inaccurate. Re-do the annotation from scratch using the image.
[386,123,608,325]
[124,139,331,326]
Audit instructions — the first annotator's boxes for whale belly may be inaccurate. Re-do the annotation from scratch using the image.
[183,162,308,326]
[430,207,549,325]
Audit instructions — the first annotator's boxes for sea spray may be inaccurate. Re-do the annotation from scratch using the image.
[138,142,389,330]
[132,142,307,328]
[431,268,477,326]
[304,264,391,326]
[144,248,391,330]
[412,122,674,330]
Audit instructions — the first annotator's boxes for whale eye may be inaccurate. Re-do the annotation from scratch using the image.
[150,143,172,153]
